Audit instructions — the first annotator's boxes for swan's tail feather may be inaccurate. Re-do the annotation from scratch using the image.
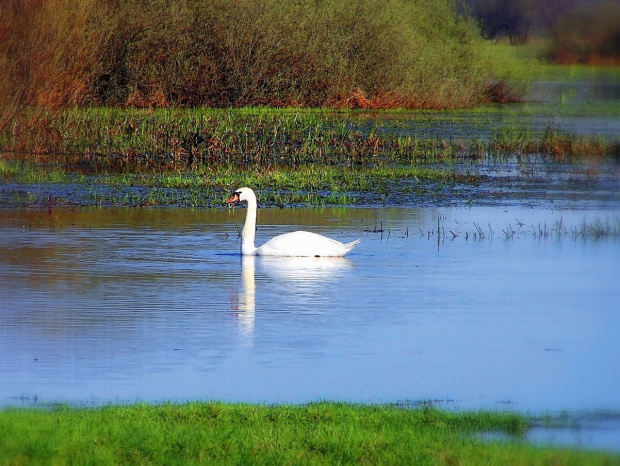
[343,239,361,253]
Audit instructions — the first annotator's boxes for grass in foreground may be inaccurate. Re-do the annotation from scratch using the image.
[0,402,617,465]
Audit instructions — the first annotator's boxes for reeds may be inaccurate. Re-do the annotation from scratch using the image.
[498,216,620,241]
[531,217,620,240]
[418,215,620,247]
[0,155,479,207]
[3,109,616,172]
[572,216,620,240]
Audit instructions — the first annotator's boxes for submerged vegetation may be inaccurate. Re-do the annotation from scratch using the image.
[0,402,617,464]
[0,157,480,207]
[1,108,617,208]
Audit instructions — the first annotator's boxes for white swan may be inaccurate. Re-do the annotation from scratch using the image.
[226,187,360,257]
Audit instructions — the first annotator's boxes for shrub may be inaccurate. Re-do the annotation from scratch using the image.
[0,0,518,116]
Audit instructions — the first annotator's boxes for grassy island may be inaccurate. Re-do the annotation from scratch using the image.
[1,402,618,464]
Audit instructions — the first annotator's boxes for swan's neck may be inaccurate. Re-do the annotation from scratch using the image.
[241,196,258,255]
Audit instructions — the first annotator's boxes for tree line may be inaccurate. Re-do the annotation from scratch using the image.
[467,0,620,64]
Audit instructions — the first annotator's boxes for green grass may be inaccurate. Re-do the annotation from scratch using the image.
[0,402,616,464]
[0,159,78,184]
[1,102,616,208]
[1,106,616,207]
[3,107,616,170]
[537,63,620,82]
[481,40,620,81]
[0,158,480,207]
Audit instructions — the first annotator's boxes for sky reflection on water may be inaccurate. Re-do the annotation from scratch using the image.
[0,206,618,418]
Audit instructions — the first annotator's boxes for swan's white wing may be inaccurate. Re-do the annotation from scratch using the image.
[256,231,359,257]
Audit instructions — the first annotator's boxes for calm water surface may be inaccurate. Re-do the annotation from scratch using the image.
[1,206,619,449]
[369,75,620,140]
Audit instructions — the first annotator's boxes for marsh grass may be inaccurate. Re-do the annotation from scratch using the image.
[428,215,620,244]
[0,402,615,464]
[573,216,620,240]
[1,157,477,207]
[518,217,620,241]
[0,159,76,184]
[2,108,616,207]
[3,109,615,172]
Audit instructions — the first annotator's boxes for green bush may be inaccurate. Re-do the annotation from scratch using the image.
[0,0,516,112]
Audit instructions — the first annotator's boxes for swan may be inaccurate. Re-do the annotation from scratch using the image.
[226,187,360,257]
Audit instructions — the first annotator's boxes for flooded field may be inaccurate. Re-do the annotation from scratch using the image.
[1,204,619,450]
[355,69,620,143]
[1,72,619,452]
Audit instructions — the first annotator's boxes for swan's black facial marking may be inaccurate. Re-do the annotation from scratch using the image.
[226,191,242,206]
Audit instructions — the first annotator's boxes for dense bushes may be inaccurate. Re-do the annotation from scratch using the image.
[1,0,512,113]
[0,0,110,128]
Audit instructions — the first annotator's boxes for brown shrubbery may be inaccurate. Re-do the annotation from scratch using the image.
[1,0,510,116]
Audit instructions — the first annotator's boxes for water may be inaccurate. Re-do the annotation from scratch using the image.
[1,72,620,450]
[364,73,620,141]
[0,206,618,410]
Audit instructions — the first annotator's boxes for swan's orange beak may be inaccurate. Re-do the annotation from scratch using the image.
[226,192,240,206]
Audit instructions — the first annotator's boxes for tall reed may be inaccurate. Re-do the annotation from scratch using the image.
[3,109,614,171]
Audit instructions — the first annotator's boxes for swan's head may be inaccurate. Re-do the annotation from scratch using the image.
[226,187,255,206]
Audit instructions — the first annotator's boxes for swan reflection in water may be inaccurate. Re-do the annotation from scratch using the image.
[237,255,256,337]
[234,255,353,340]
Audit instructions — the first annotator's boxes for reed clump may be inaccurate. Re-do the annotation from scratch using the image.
[2,109,616,172]
[486,126,614,161]
[0,0,521,123]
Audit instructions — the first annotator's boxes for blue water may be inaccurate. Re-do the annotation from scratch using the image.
[1,205,619,450]
[0,206,617,404]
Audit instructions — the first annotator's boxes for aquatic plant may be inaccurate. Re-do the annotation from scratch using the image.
[425,214,620,244]
[2,109,616,173]
[0,155,482,208]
